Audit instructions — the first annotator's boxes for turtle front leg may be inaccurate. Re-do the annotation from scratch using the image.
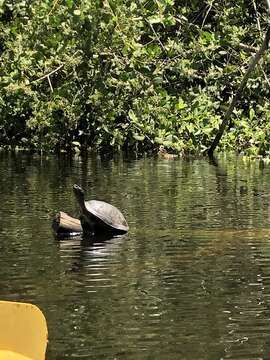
[80,216,95,235]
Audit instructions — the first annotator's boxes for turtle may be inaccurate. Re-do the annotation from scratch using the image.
[73,184,129,235]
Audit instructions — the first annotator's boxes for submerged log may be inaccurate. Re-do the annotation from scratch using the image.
[52,211,82,236]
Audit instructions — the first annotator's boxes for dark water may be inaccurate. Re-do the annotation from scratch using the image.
[2,152,270,359]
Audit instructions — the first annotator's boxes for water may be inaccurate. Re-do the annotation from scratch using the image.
[1,152,270,359]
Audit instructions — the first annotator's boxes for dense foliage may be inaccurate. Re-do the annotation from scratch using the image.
[1,0,270,155]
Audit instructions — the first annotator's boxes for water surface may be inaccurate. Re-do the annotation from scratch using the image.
[1,152,270,359]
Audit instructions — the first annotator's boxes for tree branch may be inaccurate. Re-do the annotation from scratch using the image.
[201,1,214,30]
[260,64,270,89]
[48,0,60,16]
[239,42,258,53]
[33,64,63,82]
[252,0,261,34]
[47,75,53,92]
[148,21,166,52]
[265,0,270,14]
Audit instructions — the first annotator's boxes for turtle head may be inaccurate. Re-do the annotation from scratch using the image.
[73,184,85,208]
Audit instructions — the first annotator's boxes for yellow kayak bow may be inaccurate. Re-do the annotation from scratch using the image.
[0,301,48,360]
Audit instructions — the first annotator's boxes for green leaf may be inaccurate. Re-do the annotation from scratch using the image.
[153,77,163,85]
[128,110,138,123]
[134,134,145,141]
[148,15,163,24]
[249,108,255,121]
[154,137,164,144]
[66,0,73,8]
[176,100,186,110]
[130,2,137,11]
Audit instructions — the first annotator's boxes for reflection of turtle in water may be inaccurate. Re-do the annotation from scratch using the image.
[73,184,129,235]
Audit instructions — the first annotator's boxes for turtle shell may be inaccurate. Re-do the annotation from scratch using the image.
[84,200,129,233]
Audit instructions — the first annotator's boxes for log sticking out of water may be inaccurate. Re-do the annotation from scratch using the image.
[52,211,82,236]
